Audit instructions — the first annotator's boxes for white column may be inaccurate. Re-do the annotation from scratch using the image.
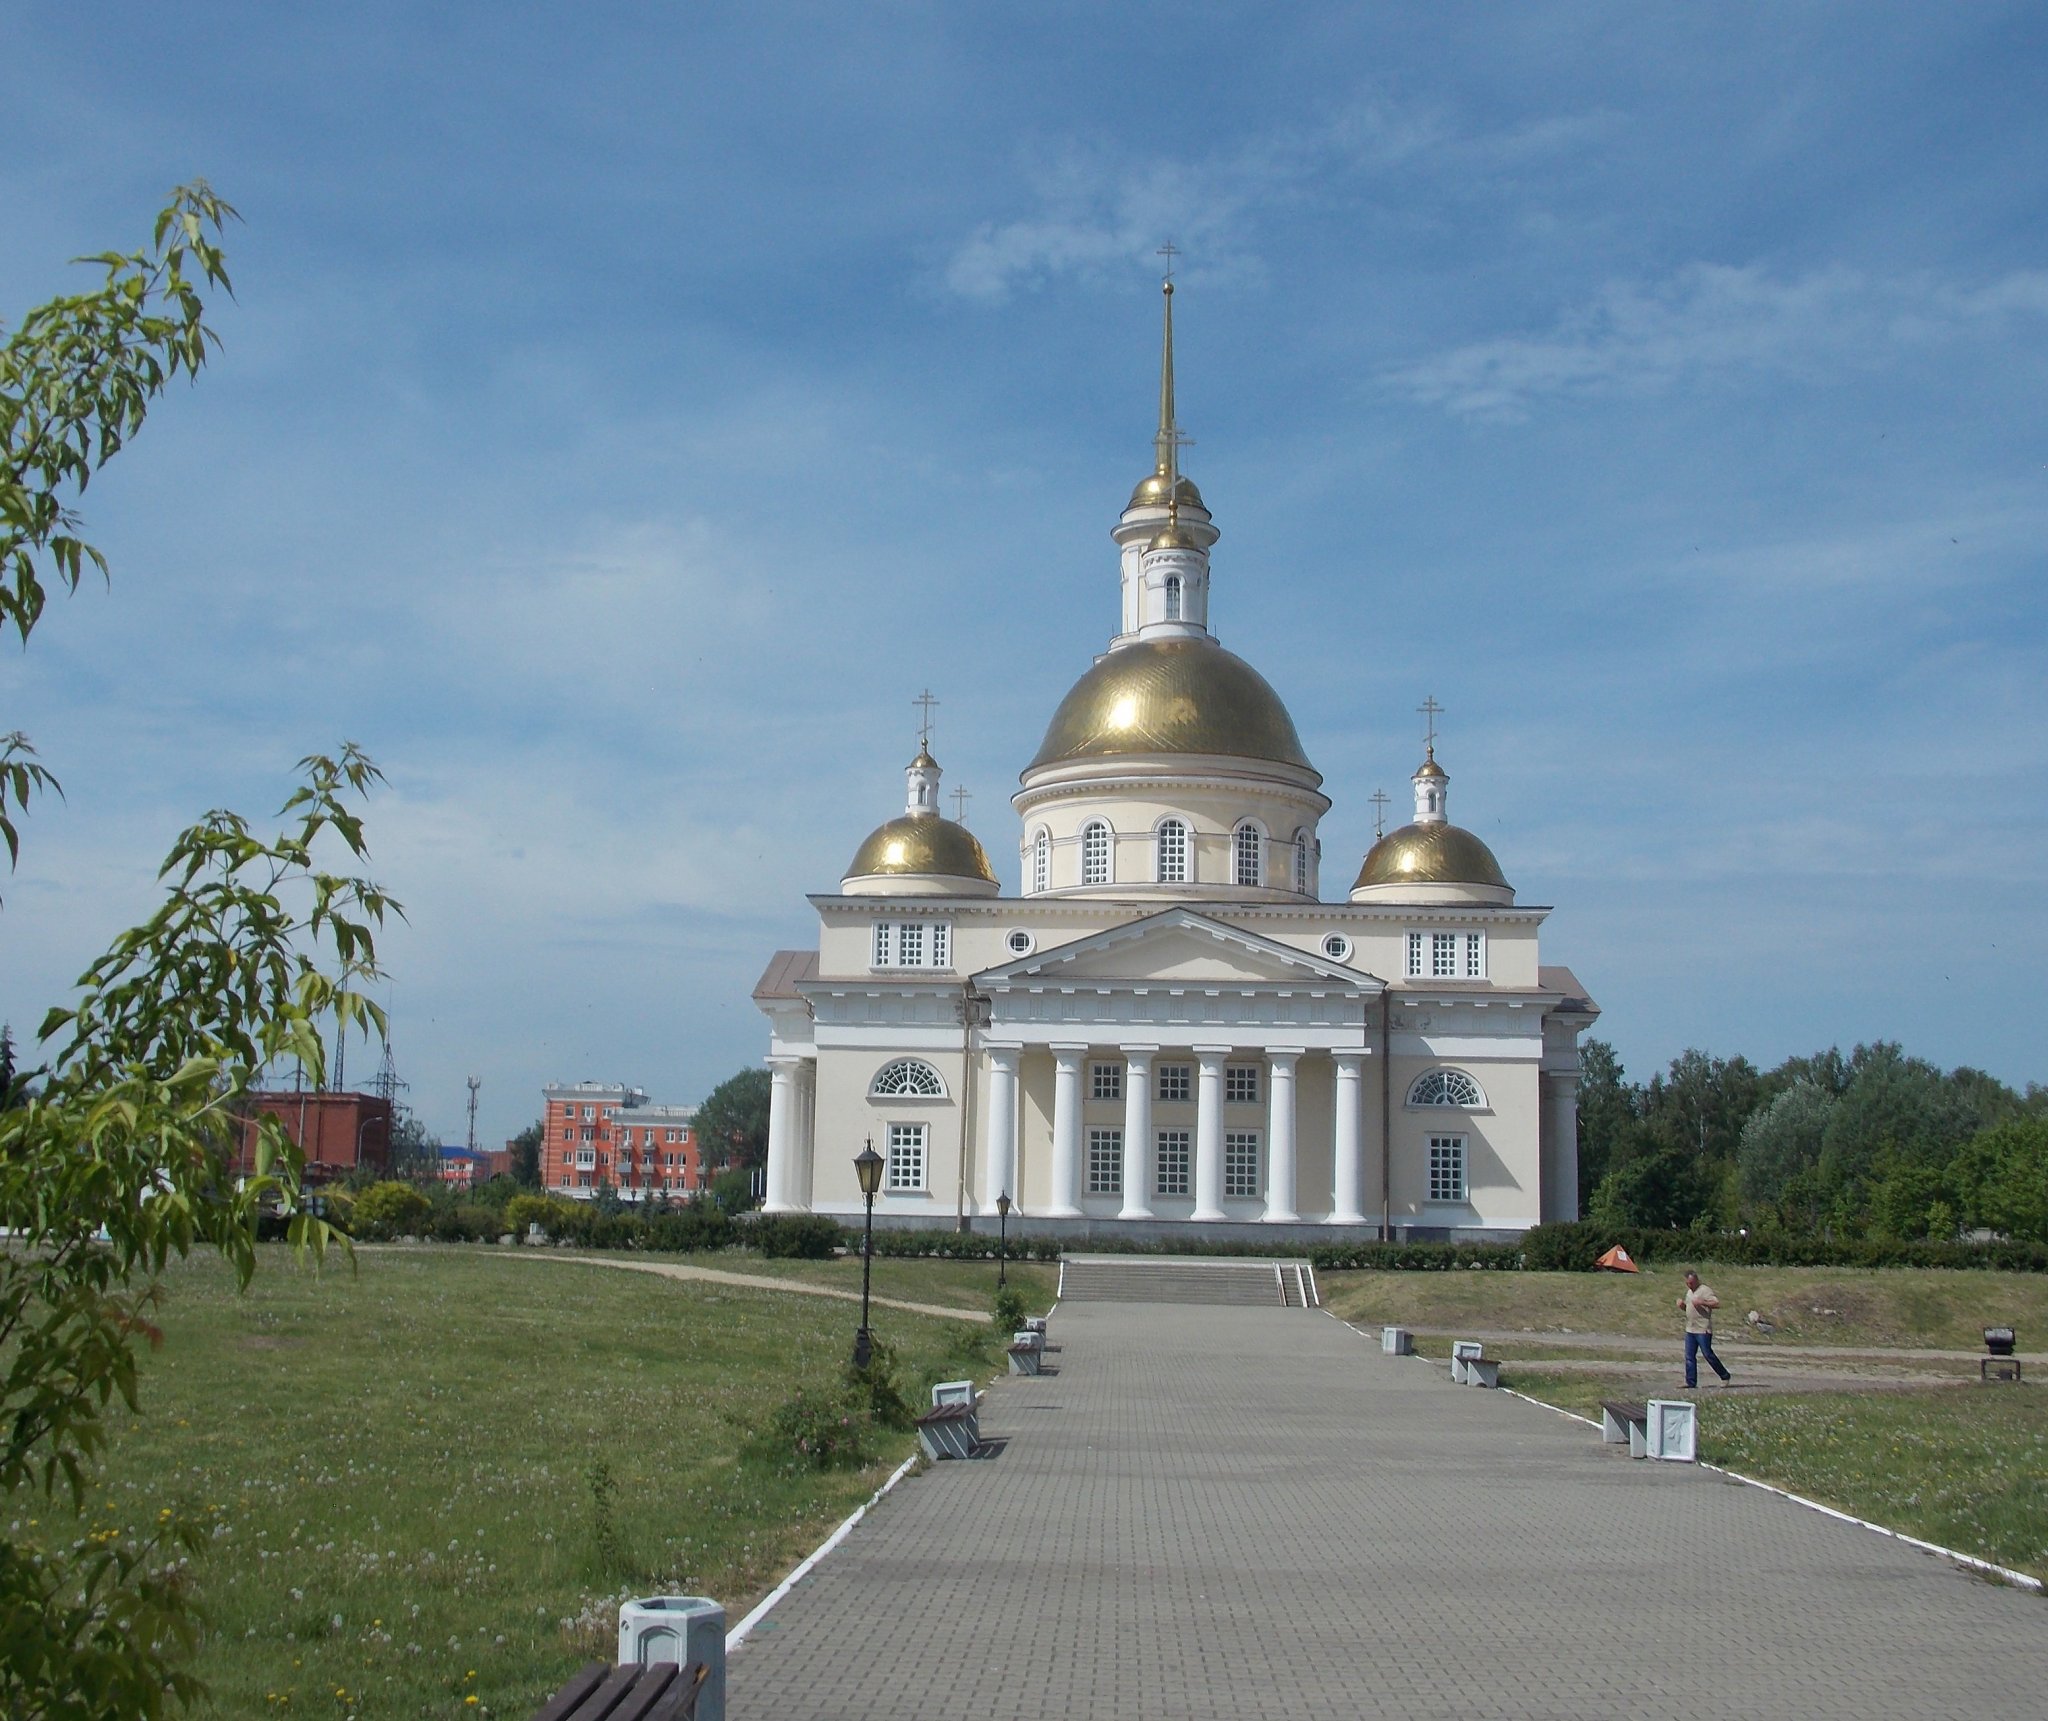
[1048,1045,1085,1217]
[1543,1070,1581,1223]
[1193,1046,1229,1221]
[1330,1051,1367,1224]
[795,1060,816,1212]
[764,1057,799,1213]
[1265,1049,1302,1223]
[1119,1047,1156,1220]
[983,1046,1020,1211]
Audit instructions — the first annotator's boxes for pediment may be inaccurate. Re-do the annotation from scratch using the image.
[977,909,1372,990]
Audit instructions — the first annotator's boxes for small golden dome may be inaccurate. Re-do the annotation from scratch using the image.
[1027,637,1316,774]
[1414,755,1447,781]
[1128,471,1206,511]
[845,815,997,885]
[1352,823,1508,892]
[910,743,939,769]
[1148,521,1198,551]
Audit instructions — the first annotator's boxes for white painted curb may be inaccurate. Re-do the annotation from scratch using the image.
[726,1451,920,1653]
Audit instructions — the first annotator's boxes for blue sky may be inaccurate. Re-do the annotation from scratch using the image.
[4,4,2044,1147]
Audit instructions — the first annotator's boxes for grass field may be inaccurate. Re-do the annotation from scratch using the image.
[501,1248,1060,1314]
[49,1245,1035,1719]
[1319,1262,2048,1351]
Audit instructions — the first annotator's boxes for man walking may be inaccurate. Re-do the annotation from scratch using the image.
[1680,1271,1732,1388]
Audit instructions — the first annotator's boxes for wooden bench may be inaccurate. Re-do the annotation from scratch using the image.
[1449,1340,1500,1387]
[916,1400,982,1459]
[1007,1341,1042,1376]
[532,1659,708,1720]
[1601,1399,1651,1457]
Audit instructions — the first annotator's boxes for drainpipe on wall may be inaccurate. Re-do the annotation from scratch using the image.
[1378,990,1393,1241]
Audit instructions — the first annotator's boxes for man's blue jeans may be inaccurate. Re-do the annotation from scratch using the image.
[1686,1331,1730,1387]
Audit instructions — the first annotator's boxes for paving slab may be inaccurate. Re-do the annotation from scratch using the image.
[728,1302,2048,1720]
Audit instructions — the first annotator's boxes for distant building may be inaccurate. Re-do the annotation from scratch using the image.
[542,1081,704,1202]
[234,1091,393,1185]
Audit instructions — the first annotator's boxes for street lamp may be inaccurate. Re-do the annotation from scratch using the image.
[852,1138,884,1369]
[995,1190,1012,1288]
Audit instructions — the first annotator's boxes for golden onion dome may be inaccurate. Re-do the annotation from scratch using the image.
[1128,471,1206,511]
[1027,637,1316,774]
[1148,520,1198,551]
[845,815,997,885]
[1352,822,1509,892]
[910,743,939,769]
[1414,755,1447,780]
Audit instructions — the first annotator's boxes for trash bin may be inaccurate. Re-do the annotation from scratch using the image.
[618,1596,724,1721]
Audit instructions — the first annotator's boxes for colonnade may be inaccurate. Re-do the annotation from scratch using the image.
[981,1044,1371,1225]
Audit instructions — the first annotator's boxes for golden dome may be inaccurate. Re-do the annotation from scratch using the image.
[1128,471,1206,511]
[1148,521,1198,551]
[845,815,997,884]
[1027,638,1316,774]
[910,743,939,769]
[1352,823,1509,892]
[1414,755,1447,780]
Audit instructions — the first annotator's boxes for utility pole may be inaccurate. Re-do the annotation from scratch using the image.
[466,1076,481,1156]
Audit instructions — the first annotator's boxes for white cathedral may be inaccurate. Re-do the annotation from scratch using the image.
[755,282,1596,1241]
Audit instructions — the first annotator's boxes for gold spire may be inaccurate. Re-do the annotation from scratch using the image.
[1154,257,1178,480]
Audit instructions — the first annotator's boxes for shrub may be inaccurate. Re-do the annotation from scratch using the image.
[1514,1219,2048,1274]
[844,1339,916,1432]
[991,1285,1027,1334]
[349,1181,431,1238]
[749,1213,845,1260]
[502,1192,569,1236]
[753,1389,876,1472]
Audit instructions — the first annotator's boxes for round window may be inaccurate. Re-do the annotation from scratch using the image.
[1005,929,1034,956]
[1322,933,1351,961]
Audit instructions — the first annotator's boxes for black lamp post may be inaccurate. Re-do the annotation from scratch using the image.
[995,1190,1012,1288]
[852,1138,884,1369]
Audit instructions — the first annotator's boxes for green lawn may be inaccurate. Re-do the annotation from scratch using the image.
[515,1248,1059,1314]
[1320,1262,2048,1351]
[54,1247,1026,1719]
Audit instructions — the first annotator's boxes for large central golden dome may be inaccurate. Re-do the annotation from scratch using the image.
[1027,637,1316,774]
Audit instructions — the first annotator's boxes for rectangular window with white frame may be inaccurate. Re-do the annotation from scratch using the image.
[1463,932,1485,977]
[1224,1130,1261,1198]
[1156,1129,1191,1196]
[1224,1064,1260,1104]
[869,920,954,971]
[1431,931,1459,977]
[1156,1063,1191,1103]
[886,1123,928,1192]
[1087,1127,1122,1195]
[1091,1062,1123,1102]
[1428,1135,1467,1203]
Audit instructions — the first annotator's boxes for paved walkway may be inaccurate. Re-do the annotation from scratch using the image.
[728,1302,2048,1720]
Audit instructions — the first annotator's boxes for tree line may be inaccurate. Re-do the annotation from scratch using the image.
[1578,1039,2048,1243]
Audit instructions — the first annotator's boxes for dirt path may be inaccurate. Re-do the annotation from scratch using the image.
[465,1246,991,1324]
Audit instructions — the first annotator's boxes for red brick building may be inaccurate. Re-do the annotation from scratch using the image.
[234,1091,393,1185]
[542,1082,702,1201]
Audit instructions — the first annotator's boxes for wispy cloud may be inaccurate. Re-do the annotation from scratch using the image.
[1389,264,2048,419]
[938,97,1606,300]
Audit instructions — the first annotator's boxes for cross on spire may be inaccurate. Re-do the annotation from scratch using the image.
[950,784,972,824]
[1156,239,1180,282]
[1369,788,1392,839]
[1417,694,1444,760]
[912,688,940,750]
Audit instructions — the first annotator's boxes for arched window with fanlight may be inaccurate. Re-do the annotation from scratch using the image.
[1030,828,1050,895]
[870,1058,947,1099]
[1408,1068,1486,1109]
[1082,820,1113,886]
[1156,817,1189,884]
[1233,821,1264,888]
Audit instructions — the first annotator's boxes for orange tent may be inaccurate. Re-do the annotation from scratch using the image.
[1595,1244,1639,1273]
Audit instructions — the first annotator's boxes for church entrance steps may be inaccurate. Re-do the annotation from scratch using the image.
[1056,1254,1308,1307]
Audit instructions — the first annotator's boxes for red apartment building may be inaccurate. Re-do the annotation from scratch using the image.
[234,1091,393,1185]
[542,1082,703,1201]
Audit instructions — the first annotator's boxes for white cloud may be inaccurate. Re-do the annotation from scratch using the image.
[1389,264,2048,419]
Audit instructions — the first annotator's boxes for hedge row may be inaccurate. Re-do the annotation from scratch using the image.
[1515,1220,2048,1274]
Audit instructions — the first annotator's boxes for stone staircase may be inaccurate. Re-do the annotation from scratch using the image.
[1058,1255,1318,1308]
